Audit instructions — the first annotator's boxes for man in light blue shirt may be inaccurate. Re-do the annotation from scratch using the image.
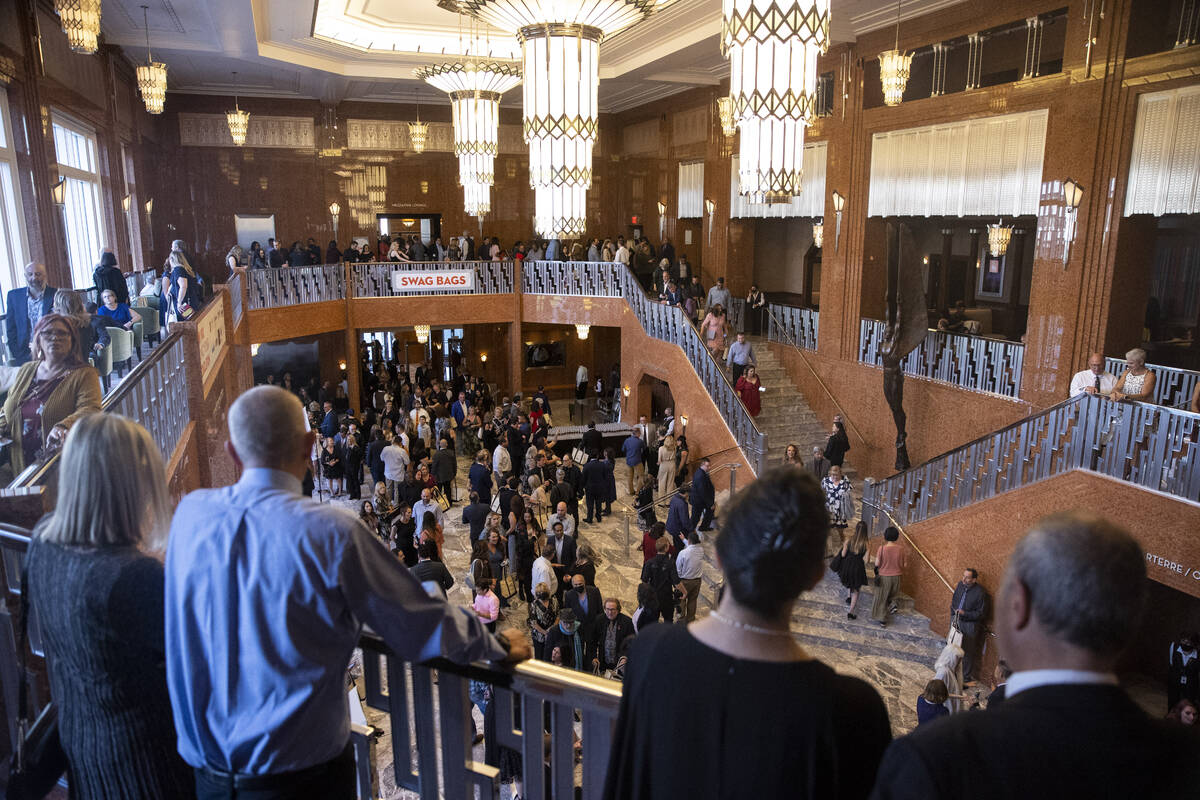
[411,486,444,529]
[725,331,756,384]
[166,387,530,797]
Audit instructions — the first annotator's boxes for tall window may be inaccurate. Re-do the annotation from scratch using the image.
[52,112,106,289]
[0,89,30,317]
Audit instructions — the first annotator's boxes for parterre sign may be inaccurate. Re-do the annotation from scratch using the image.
[391,270,475,292]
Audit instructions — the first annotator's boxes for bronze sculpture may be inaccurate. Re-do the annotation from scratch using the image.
[879,223,928,471]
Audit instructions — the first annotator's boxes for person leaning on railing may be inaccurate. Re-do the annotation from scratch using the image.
[1110,348,1158,403]
[26,413,197,798]
[603,466,892,800]
[0,314,102,474]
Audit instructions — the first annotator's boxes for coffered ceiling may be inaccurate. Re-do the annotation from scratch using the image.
[98,0,967,111]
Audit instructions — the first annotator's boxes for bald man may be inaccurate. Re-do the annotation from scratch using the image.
[1068,352,1117,398]
[165,386,529,798]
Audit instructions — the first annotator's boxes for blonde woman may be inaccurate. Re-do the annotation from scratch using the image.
[658,435,677,497]
[168,240,202,322]
[698,304,729,357]
[1110,348,1157,404]
[25,413,196,798]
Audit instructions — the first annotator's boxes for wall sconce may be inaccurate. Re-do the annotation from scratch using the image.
[657,201,666,241]
[51,177,66,207]
[329,201,341,243]
[250,343,260,357]
[705,198,715,246]
[680,414,688,428]
[338,359,347,371]
[1062,178,1084,268]
[144,197,154,216]
[122,194,131,214]
[623,385,631,398]
[480,353,487,363]
[832,191,845,252]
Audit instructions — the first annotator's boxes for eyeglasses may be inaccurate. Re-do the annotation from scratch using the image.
[39,330,71,341]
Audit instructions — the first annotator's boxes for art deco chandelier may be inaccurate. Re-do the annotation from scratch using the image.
[460,0,665,238]
[135,5,167,115]
[722,0,830,204]
[417,57,522,219]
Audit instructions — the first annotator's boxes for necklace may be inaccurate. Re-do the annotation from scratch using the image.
[709,609,795,638]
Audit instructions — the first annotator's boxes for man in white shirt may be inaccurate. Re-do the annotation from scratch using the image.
[411,487,443,529]
[548,503,575,539]
[614,237,630,266]
[410,398,431,427]
[531,546,557,599]
[1068,352,1117,398]
[381,438,410,506]
[872,511,1199,799]
[674,532,705,622]
[493,441,512,484]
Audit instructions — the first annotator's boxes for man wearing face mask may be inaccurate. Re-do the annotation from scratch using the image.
[566,574,603,635]
[544,608,585,671]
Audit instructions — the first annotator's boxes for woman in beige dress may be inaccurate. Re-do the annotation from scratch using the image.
[657,435,677,497]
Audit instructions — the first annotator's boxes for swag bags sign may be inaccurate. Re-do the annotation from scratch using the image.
[391,269,475,293]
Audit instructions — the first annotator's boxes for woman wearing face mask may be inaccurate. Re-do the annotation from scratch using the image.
[528,581,558,661]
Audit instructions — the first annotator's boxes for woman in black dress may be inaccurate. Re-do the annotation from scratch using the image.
[823,415,851,468]
[25,413,196,799]
[604,465,892,800]
[837,521,870,619]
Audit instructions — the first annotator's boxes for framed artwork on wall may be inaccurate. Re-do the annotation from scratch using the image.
[977,253,1008,300]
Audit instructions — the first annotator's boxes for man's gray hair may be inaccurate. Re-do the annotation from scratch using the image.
[1006,512,1145,655]
[229,386,308,468]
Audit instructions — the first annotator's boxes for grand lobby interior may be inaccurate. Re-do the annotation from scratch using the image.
[0,0,1198,797]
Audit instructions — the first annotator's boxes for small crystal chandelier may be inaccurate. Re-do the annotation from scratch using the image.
[724,0,830,203]
[135,6,167,115]
[54,0,102,55]
[811,219,824,249]
[987,219,1013,257]
[414,324,431,344]
[878,0,912,107]
[226,73,249,147]
[716,96,737,138]
[409,90,429,154]
[575,324,590,340]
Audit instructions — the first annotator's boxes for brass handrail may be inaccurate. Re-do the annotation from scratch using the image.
[762,304,869,450]
[860,497,956,594]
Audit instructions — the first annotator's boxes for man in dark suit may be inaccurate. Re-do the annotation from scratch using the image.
[560,453,583,527]
[461,491,490,541]
[565,574,603,634]
[547,520,577,603]
[689,458,715,532]
[589,597,634,674]
[5,262,57,364]
[950,568,988,682]
[319,401,337,438]
[468,451,493,506]
[665,485,692,553]
[582,455,608,524]
[870,512,1200,800]
[581,421,603,457]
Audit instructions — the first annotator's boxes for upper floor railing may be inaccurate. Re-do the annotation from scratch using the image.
[227,270,244,326]
[1105,356,1199,410]
[352,260,514,298]
[357,631,620,800]
[523,260,767,473]
[766,303,819,351]
[247,263,345,310]
[859,317,1025,399]
[861,393,1200,531]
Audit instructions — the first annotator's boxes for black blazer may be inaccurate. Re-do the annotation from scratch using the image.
[949,582,987,637]
[566,585,604,632]
[550,534,577,568]
[581,428,604,457]
[588,613,635,669]
[690,468,715,509]
[871,684,1200,800]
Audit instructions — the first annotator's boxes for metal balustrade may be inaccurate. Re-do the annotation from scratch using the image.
[859,318,1025,398]
[247,264,346,309]
[766,303,819,351]
[1105,357,1200,410]
[861,393,1200,532]
[352,260,514,297]
[359,632,621,800]
[228,270,244,325]
[523,260,767,473]
[103,332,192,464]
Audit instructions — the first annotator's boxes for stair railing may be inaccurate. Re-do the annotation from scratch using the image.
[762,303,868,451]
[859,497,955,594]
[861,393,1200,530]
[1104,356,1200,410]
[523,261,767,474]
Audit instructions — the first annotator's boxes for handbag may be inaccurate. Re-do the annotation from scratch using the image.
[431,486,451,513]
[829,551,844,572]
[490,494,502,513]
[7,565,68,800]
[571,447,589,465]
[839,490,856,521]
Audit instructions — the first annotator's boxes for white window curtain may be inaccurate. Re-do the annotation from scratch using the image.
[678,161,704,218]
[52,112,106,289]
[867,109,1047,218]
[0,89,29,317]
[730,141,827,218]
[1124,85,1200,216]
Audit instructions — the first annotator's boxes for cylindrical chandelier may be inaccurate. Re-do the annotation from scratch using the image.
[461,1,661,238]
[54,0,102,55]
[878,0,912,107]
[417,59,522,219]
[227,73,249,147]
[136,6,167,115]
[723,0,830,204]
[987,219,1013,257]
[415,324,431,344]
[366,165,387,212]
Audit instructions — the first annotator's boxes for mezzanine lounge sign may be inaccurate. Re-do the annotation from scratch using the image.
[390,270,476,293]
